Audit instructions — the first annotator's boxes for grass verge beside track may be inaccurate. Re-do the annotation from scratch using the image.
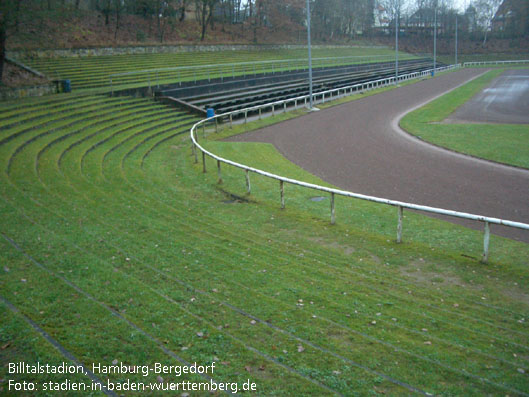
[400,69,529,169]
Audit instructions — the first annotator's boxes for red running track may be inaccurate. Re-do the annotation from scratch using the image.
[229,68,529,242]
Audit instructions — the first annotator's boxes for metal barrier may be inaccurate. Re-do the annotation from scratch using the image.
[190,65,529,263]
[109,54,408,92]
[464,60,529,67]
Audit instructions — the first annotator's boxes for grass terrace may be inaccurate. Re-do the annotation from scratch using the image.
[19,47,417,91]
[0,79,528,395]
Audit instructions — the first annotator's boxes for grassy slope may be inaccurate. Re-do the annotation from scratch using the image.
[0,85,528,396]
[400,69,529,169]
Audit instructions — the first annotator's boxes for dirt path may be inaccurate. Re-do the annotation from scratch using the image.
[229,69,529,242]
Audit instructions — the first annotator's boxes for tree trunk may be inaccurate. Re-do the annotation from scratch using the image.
[179,0,186,22]
[114,2,120,40]
[104,0,111,25]
[0,24,6,84]
[200,3,207,40]
[209,3,215,30]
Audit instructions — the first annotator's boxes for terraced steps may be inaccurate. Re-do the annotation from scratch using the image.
[19,47,417,91]
[0,91,528,396]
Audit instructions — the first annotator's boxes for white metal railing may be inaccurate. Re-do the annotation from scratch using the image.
[189,64,529,263]
[109,54,409,92]
[464,60,529,67]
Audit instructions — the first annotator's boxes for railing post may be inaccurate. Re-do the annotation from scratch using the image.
[193,142,198,163]
[397,205,403,243]
[482,221,490,263]
[259,108,262,120]
[245,111,248,124]
[272,104,275,116]
[202,122,206,138]
[229,114,233,129]
[202,152,206,173]
[280,180,285,209]
[217,160,222,184]
[215,117,218,133]
[245,170,251,194]
[330,193,335,225]
[284,102,287,113]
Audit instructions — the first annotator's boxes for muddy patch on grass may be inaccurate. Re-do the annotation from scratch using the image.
[400,259,478,290]
[501,288,529,307]
[307,236,355,256]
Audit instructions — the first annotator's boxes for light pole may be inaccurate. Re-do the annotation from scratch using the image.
[395,3,399,84]
[455,14,458,65]
[306,0,314,109]
[433,1,437,75]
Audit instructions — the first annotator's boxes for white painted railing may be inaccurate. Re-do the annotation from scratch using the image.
[189,65,529,263]
[464,60,529,67]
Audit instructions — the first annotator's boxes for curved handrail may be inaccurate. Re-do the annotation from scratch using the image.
[189,64,529,263]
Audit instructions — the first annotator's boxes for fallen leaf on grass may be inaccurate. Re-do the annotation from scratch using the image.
[297,345,305,353]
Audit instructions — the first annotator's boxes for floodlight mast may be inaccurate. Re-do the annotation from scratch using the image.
[395,2,399,84]
[455,14,458,65]
[433,1,437,74]
[307,0,313,109]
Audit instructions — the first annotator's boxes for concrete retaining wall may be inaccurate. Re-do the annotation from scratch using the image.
[8,44,382,59]
[0,84,57,101]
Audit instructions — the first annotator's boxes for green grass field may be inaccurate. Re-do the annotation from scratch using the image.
[19,47,416,91]
[400,69,529,169]
[1,77,528,396]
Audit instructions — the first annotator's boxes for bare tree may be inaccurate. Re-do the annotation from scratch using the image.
[0,0,22,83]
[196,0,218,41]
[472,0,501,45]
